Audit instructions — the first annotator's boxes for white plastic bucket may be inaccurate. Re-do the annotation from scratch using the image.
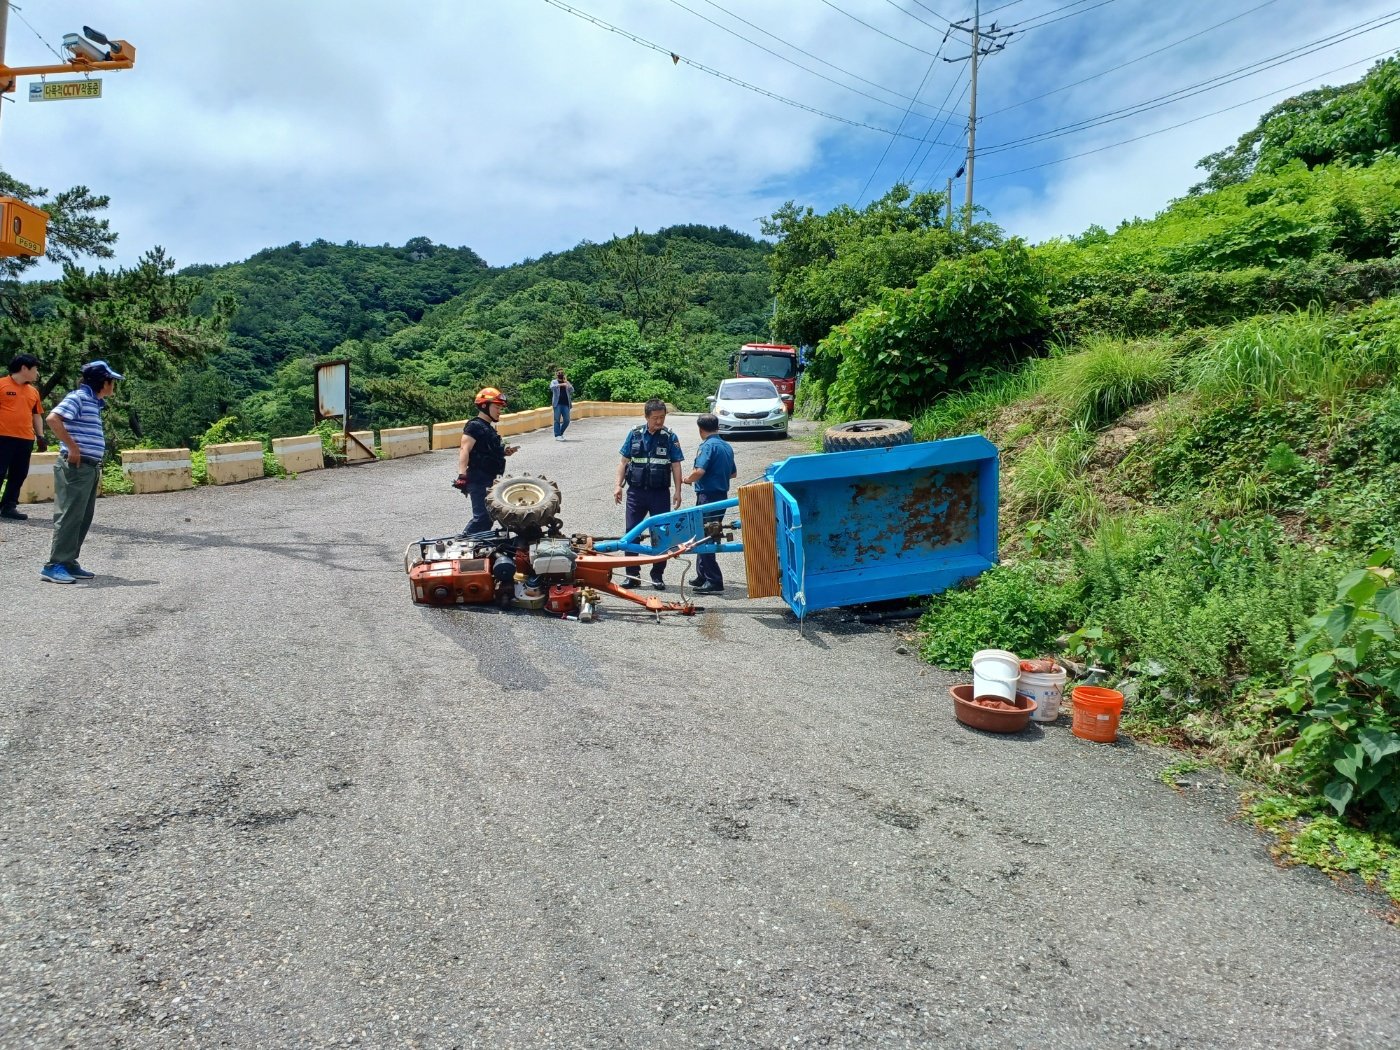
[971,649,1020,701]
[1020,665,1068,722]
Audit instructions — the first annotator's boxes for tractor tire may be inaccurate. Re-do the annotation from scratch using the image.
[822,419,914,453]
[488,474,563,534]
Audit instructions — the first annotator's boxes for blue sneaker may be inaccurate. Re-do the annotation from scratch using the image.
[40,564,76,585]
[65,563,95,579]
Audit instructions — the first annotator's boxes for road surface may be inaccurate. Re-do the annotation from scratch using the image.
[2,413,1397,1048]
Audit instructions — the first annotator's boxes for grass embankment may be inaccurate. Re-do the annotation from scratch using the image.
[914,302,1400,909]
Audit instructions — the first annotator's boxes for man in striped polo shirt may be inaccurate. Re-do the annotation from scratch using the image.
[40,360,123,584]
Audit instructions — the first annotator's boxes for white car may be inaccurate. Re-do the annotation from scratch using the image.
[708,378,789,438]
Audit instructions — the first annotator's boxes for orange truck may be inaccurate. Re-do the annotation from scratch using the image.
[730,343,799,413]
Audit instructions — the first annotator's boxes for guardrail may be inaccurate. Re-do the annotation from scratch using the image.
[14,401,658,504]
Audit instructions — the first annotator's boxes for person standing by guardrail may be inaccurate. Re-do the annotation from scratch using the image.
[0,353,47,521]
[614,398,684,590]
[550,369,574,442]
[40,360,122,584]
[682,413,736,594]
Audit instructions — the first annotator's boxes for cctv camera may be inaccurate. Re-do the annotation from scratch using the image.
[62,32,108,63]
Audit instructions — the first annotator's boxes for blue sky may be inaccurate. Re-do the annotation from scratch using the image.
[5,1,1397,271]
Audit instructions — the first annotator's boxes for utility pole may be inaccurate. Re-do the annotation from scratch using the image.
[945,3,1012,225]
[945,177,953,228]
[0,1,10,148]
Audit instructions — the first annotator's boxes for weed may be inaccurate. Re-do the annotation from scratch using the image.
[1008,425,1102,524]
[1249,794,1400,905]
[99,461,134,496]
[1044,333,1180,427]
[912,360,1047,440]
[919,560,1078,668]
[1159,758,1209,787]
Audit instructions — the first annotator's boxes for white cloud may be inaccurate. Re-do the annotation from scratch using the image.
[4,0,1396,271]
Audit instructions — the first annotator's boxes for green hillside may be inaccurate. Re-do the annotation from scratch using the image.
[780,55,1400,898]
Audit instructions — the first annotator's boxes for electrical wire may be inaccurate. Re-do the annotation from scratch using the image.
[817,0,944,56]
[859,28,953,203]
[1007,0,1120,33]
[983,47,1395,180]
[911,76,974,186]
[539,0,965,146]
[984,0,1283,117]
[680,0,965,119]
[905,68,971,183]
[980,10,1400,154]
[982,0,1030,14]
[880,0,952,33]
[8,2,70,64]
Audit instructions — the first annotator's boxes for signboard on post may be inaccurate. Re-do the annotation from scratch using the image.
[313,359,373,462]
[29,79,102,102]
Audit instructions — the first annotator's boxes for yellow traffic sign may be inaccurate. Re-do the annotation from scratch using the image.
[28,79,102,102]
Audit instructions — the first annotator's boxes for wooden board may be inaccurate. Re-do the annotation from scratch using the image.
[738,481,781,599]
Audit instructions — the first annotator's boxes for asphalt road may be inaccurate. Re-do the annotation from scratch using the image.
[2,413,1397,1049]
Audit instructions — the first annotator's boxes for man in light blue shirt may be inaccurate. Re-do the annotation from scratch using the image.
[41,360,122,584]
[682,413,736,593]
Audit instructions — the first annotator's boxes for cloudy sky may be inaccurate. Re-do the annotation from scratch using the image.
[4,1,1397,272]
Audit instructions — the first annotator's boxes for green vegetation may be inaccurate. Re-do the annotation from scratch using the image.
[870,56,1400,899]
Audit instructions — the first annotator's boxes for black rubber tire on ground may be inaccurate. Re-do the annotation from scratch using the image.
[487,475,563,533]
[821,419,914,453]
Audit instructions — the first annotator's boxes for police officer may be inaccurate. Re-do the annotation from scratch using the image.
[454,387,517,534]
[613,398,684,589]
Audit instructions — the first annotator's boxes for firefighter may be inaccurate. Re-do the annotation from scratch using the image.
[454,387,517,534]
[613,398,684,589]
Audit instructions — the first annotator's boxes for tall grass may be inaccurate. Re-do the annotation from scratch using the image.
[911,360,1047,440]
[1008,425,1102,524]
[1044,334,1180,427]
[1186,306,1398,414]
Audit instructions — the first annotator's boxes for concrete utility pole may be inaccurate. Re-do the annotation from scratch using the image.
[945,177,953,228]
[945,2,1013,225]
[0,1,10,148]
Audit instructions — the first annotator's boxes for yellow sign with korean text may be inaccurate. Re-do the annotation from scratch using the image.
[28,79,102,102]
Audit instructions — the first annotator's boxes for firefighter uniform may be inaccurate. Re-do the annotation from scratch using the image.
[619,424,685,585]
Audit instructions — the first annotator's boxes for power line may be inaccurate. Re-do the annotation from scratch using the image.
[817,0,944,56]
[859,28,952,203]
[904,67,971,184]
[982,0,1030,13]
[8,2,68,64]
[980,10,1400,154]
[985,0,1283,117]
[680,0,965,119]
[910,75,974,186]
[1008,0,1120,33]
[983,47,1395,180]
[539,0,964,146]
[879,0,952,33]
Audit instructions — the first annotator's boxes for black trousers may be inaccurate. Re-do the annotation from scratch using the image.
[0,435,33,508]
[624,487,671,582]
[695,492,725,587]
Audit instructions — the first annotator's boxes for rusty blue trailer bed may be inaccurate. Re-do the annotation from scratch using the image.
[593,435,999,619]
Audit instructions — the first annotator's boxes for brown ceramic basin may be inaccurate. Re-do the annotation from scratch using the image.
[950,683,1037,733]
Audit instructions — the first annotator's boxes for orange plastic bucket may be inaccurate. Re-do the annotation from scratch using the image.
[1070,685,1124,742]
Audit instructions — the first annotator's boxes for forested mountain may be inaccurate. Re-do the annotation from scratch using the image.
[161,225,773,445]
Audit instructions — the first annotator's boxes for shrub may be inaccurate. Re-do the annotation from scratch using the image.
[1044,334,1180,427]
[1081,518,1337,715]
[816,239,1049,420]
[1278,550,1400,831]
[919,560,1078,668]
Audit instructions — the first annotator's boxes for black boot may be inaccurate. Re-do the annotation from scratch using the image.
[0,505,26,520]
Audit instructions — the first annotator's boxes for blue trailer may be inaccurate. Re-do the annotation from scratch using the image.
[593,435,999,619]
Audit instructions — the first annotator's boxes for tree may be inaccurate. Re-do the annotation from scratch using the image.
[596,229,691,336]
[762,183,1003,350]
[1191,55,1400,195]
